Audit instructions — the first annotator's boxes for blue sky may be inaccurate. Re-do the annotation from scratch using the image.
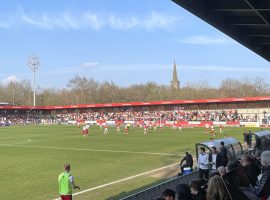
[0,0,270,88]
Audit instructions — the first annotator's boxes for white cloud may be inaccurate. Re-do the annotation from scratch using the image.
[0,21,11,29]
[179,35,232,45]
[81,62,100,68]
[0,10,180,31]
[142,11,178,30]
[107,11,179,31]
[2,75,19,84]
[83,13,104,30]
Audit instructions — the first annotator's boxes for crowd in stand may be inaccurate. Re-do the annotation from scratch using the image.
[55,110,258,122]
[0,109,258,125]
[157,148,270,200]
[0,115,40,125]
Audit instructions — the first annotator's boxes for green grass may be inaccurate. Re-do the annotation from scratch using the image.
[0,125,265,200]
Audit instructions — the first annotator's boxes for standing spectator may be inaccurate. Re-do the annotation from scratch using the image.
[209,146,221,171]
[175,183,193,200]
[243,130,248,148]
[198,147,209,179]
[240,154,261,187]
[206,175,231,200]
[255,150,270,199]
[180,152,193,175]
[246,131,252,148]
[220,141,228,167]
[58,163,80,200]
[254,135,262,156]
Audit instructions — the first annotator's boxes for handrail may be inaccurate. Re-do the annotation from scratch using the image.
[120,170,199,200]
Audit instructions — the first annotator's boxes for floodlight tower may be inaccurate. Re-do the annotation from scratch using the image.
[28,55,40,106]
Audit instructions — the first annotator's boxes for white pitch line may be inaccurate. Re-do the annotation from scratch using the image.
[52,162,180,200]
[0,144,181,156]
[0,137,32,145]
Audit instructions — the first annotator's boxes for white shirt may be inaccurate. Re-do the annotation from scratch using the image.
[211,154,217,169]
[198,153,209,170]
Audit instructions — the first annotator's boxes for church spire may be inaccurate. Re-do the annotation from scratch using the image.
[171,60,180,89]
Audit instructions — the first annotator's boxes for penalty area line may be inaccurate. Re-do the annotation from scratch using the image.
[52,162,180,200]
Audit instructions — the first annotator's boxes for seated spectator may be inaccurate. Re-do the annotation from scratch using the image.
[160,188,175,200]
[217,166,226,176]
[223,161,253,200]
[175,183,193,200]
[206,175,231,200]
[189,179,206,200]
[254,150,270,199]
[240,154,261,186]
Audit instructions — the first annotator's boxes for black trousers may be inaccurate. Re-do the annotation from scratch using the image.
[199,168,209,179]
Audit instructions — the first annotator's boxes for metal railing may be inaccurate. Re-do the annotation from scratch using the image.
[120,170,199,200]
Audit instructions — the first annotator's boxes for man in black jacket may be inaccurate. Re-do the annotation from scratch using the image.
[180,152,193,174]
[220,141,228,167]
[255,150,270,199]
[209,146,221,171]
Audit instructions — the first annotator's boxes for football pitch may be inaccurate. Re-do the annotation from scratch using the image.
[0,125,263,200]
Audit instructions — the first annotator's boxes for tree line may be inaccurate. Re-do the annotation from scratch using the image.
[0,76,269,106]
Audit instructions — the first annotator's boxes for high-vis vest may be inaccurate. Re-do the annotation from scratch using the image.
[58,172,72,195]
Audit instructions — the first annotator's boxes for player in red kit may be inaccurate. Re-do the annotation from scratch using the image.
[143,124,148,135]
[209,125,215,137]
[153,122,157,132]
[104,124,108,134]
[116,123,121,134]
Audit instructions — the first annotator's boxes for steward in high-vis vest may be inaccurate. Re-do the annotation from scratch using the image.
[58,163,80,200]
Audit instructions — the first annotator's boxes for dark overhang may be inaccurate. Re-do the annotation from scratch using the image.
[172,0,270,62]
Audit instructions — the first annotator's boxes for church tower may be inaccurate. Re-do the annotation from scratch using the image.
[170,60,180,89]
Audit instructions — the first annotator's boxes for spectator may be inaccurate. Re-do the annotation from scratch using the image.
[254,150,270,199]
[217,166,226,176]
[243,131,248,148]
[240,154,261,187]
[198,147,209,179]
[223,161,252,200]
[161,188,175,200]
[206,175,231,200]
[175,183,193,200]
[246,131,252,148]
[180,152,193,175]
[209,146,221,171]
[220,141,228,167]
[189,179,206,200]
[254,135,262,156]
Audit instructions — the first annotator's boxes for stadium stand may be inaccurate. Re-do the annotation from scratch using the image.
[1,96,270,127]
